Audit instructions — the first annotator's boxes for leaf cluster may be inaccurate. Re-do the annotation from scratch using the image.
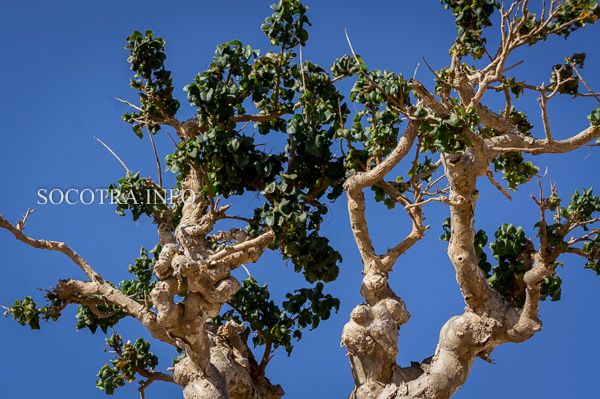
[123,30,180,137]
[96,334,159,395]
[215,277,339,356]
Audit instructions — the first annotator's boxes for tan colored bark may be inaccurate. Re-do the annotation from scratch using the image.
[341,22,600,395]
[0,166,282,399]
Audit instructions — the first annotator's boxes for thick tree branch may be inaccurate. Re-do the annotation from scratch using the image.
[488,125,599,154]
[209,230,275,268]
[343,123,420,267]
[55,279,176,346]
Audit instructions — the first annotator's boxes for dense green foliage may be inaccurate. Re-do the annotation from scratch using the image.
[214,277,339,356]
[122,30,180,138]
[96,334,159,394]
[441,0,499,58]
[3,293,63,330]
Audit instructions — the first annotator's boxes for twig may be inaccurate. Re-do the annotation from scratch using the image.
[94,136,130,173]
[299,47,307,93]
[502,60,524,73]
[405,196,454,209]
[16,208,36,231]
[137,370,174,399]
[486,170,512,200]
[147,132,163,188]
[412,62,421,80]
[115,97,143,112]
[572,65,600,104]
[166,131,179,147]
[539,87,553,142]
[241,264,253,278]
[421,55,442,80]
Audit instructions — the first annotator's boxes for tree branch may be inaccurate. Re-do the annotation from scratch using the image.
[209,230,275,268]
[0,212,103,282]
[488,125,599,154]
[55,279,175,346]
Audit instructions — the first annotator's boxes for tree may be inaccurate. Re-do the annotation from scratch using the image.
[1,0,599,398]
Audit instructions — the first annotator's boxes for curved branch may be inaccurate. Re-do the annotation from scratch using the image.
[209,230,275,268]
[56,279,176,346]
[488,126,599,154]
[0,212,103,282]
[345,122,420,190]
[138,369,175,399]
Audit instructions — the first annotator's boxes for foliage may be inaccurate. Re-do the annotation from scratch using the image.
[75,300,127,335]
[441,220,563,306]
[515,0,600,44]
[4,1,600,396]
[537,188,600,251]
[548,0,600,37]
[442,0,600,56]
[419,106,478,154]
[582,235,600,274]
[96,334,159,395]
[330,54,365,79]
[496,77,525,98]
[162,7,348,285]
[344,70,410,160]
[4,245,161,335]
[549,53,586,96]
[3,293,63,330]
[120,245,160,302]
[559,188,600,225]
[123,30,180,138]
[166,126,283,194]
[589,106,600,126]
[441,0,499,58]
[262,0,310,49]
[492,153,539,190]
[488,224,535,306]
[76,246,162,334]
[215,277,340,355]
[108,172,169,221]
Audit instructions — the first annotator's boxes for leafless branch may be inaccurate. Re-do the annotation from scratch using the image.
[94,136,130,173]
[0,212,103,282]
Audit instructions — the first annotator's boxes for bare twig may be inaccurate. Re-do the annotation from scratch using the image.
[572,65,600,104]
[412,62,421,80]
[94,136,130,173]
[502,60,524,73]
[539,86,553,142]
[15,208,36,231]
[115,97,143,112]
[299,46,307,93]
[486,170,512,200]
[147,131,163,187]
[405,195,455,209]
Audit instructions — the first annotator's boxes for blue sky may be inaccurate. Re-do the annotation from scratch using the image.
[0,1,598,398]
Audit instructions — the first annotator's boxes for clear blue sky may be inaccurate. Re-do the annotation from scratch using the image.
[0,1,598,398]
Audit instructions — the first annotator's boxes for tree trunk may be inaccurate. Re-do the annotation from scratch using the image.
[174,357,229,399]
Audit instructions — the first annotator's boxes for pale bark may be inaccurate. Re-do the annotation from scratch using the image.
[341,45,599,397]
[147,170,282,398]
[2,3,600,396]
[0,167,283,399]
